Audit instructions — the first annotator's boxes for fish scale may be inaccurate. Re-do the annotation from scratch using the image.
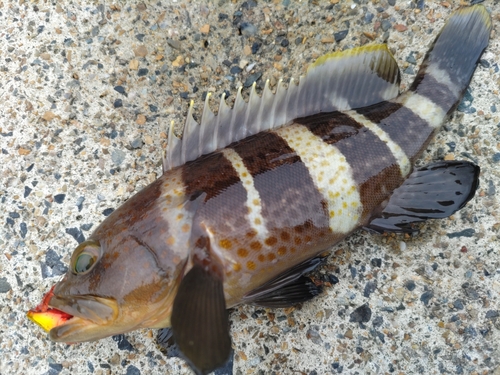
[27,5,491,375]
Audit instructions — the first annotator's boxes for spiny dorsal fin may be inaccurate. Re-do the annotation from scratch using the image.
[163,44,401,173]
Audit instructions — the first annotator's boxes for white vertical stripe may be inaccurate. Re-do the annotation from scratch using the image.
[425,65,460,100]
[222,148,269,239]
[399,92,447,129]
[347,111,412,178]
[158,168,194,259]
[273,124,363,234]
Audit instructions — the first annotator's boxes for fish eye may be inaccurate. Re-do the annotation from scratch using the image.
[70,240,101,275]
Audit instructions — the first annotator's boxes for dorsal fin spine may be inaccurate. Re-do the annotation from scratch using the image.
[162,43,402,172]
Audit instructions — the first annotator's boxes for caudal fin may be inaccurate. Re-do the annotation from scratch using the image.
[409,5,491,114]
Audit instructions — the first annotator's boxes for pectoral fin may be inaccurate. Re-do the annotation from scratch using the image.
[366,161,480,233]
[171,264,231,375]
[243,255,326,308]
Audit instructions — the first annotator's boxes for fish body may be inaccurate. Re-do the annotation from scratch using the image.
[28,5,491,375]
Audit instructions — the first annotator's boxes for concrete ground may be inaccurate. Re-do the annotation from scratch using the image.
[1,0,499,374]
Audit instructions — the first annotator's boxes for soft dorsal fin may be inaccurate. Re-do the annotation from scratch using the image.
[163,44,401,172]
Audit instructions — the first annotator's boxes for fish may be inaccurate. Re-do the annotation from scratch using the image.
[27,5,491,375]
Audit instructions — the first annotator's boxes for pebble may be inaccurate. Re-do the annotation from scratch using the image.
[381,20,392,32]
[0,277,12,293]
[485,310,499,319]
[53,194,66,204]
[406,52,417,64]
[200,24,210,34]
[363,281,377,297]
[230,66,242,74]
[114,86,127,95]
[130,138,144,149]
[334,30,348,42]
[350,304,372,323]
[251,42,261,54]
[112,334,135,351]
[240,22,257,36]
[41,249,69,278]
[133,45,148,57]
[486,180,496,196]
[306,328,323,345]
[125,365,141,375]
[65,228,85,244]
[167,39,182,50]
[405,280,416,291]
[446,229,475,238]
[420,290,434,306]
[243,72,262,87]
[114,99,123,108]
[111,149,126,166]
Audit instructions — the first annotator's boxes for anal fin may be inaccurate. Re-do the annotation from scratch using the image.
[366,161,480,233]
[243,255,326,308]
[171,264,231,375]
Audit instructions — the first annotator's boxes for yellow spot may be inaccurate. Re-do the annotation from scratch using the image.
[253,199,260,206]
[233,263,241,272]
[254,218,262,225]
[342,202,348,209]
[247,261,256,270]
[339,165,346,171]
[294,237,302,245]
[245,180,251,185]
[265,237,277,246]
[338,209,343,216]
[166,236,175,246]
[177,213,184,220]
[237,248,249,258]
[351,202,358,208]
[236,163,241,168]
[258,254,265,262]
[267,253,276,261]
[242,172,248,178]
[250,241,262,251]
[342,178,347,184]
[219,239,232,249]
[277,247,286,256]
[329,210,335,218]
[181,223,190,233]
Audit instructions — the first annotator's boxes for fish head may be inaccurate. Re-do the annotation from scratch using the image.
[28,176,192,342]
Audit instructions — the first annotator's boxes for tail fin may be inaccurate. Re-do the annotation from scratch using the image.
[409,5,491,114]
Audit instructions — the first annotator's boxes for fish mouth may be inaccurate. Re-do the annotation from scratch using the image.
[27,286,119,342]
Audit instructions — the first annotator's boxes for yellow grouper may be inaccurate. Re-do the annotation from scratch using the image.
[28,6,491,375]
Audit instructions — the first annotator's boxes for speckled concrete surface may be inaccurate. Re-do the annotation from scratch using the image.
[1,1,500,374]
